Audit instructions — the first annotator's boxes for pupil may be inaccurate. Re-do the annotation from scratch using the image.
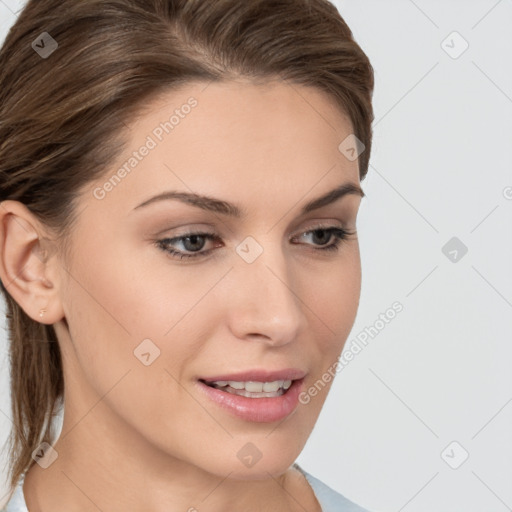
[186,235,204,251]
[314,229,329,244]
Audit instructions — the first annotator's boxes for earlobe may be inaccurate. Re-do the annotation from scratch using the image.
[0,200,64,324]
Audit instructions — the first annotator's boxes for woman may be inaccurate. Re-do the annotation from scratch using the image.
[0,0,374,510]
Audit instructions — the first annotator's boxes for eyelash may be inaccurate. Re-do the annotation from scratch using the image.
[155,224,356,261]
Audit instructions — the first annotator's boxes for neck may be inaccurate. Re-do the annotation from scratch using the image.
[22,394,313,512]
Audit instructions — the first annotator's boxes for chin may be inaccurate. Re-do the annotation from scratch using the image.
[200,443,301,482]
[224,461,294,481]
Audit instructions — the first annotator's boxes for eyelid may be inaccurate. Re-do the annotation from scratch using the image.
[294,219,348,234]
[156,218,351,237]
[155,221,356,262]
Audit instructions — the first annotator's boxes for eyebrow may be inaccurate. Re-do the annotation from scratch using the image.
[133,182,364,218]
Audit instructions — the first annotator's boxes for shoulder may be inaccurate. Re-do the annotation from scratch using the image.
[293,463,373,512]
[1,474,29,512]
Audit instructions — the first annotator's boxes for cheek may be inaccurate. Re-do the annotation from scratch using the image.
[301,246,361,349]
[59,243,219,446]
[59,236,231,391]
[65,235,209,336]
[291,250,361,416]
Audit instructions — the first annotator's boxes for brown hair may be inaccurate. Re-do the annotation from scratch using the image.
[0,0,374,496]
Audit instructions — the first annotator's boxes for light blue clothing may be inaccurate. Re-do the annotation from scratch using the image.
[1,463,371,511]
[293,463,372,511]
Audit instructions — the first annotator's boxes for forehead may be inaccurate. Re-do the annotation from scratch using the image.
[83,79,360,219]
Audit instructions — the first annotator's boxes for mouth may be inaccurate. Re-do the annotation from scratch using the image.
[196,369,307,423]
[199,378,294,398]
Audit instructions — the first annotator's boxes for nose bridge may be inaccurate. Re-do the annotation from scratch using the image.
[229,234,305,343]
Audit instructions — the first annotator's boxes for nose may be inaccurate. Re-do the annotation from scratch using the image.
[226,240,306,347]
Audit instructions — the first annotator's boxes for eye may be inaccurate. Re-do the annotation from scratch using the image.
[155,224,356,261]
[291,226,355,253]
[155,231,220,260]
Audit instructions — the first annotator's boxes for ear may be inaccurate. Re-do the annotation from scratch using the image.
[0,200,65,324]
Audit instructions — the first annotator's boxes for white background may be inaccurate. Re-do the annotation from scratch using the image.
[1,1,511,511]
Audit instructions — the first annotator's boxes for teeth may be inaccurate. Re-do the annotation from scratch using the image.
[210,379,294,393]
[245,381,263,392]
[263,380,283,392]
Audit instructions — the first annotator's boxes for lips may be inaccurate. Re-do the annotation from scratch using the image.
[196,376,305,422]
[199,368,307,383]
[195,368,307,422]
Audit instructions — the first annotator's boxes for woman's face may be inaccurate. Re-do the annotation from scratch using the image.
[53,79,363,479]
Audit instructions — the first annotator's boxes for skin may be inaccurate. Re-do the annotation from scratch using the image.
[0,79,363,511]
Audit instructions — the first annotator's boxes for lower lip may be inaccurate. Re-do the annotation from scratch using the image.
[196,379,304,423]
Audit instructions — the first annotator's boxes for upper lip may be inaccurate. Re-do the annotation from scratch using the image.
[200,368,307,383]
